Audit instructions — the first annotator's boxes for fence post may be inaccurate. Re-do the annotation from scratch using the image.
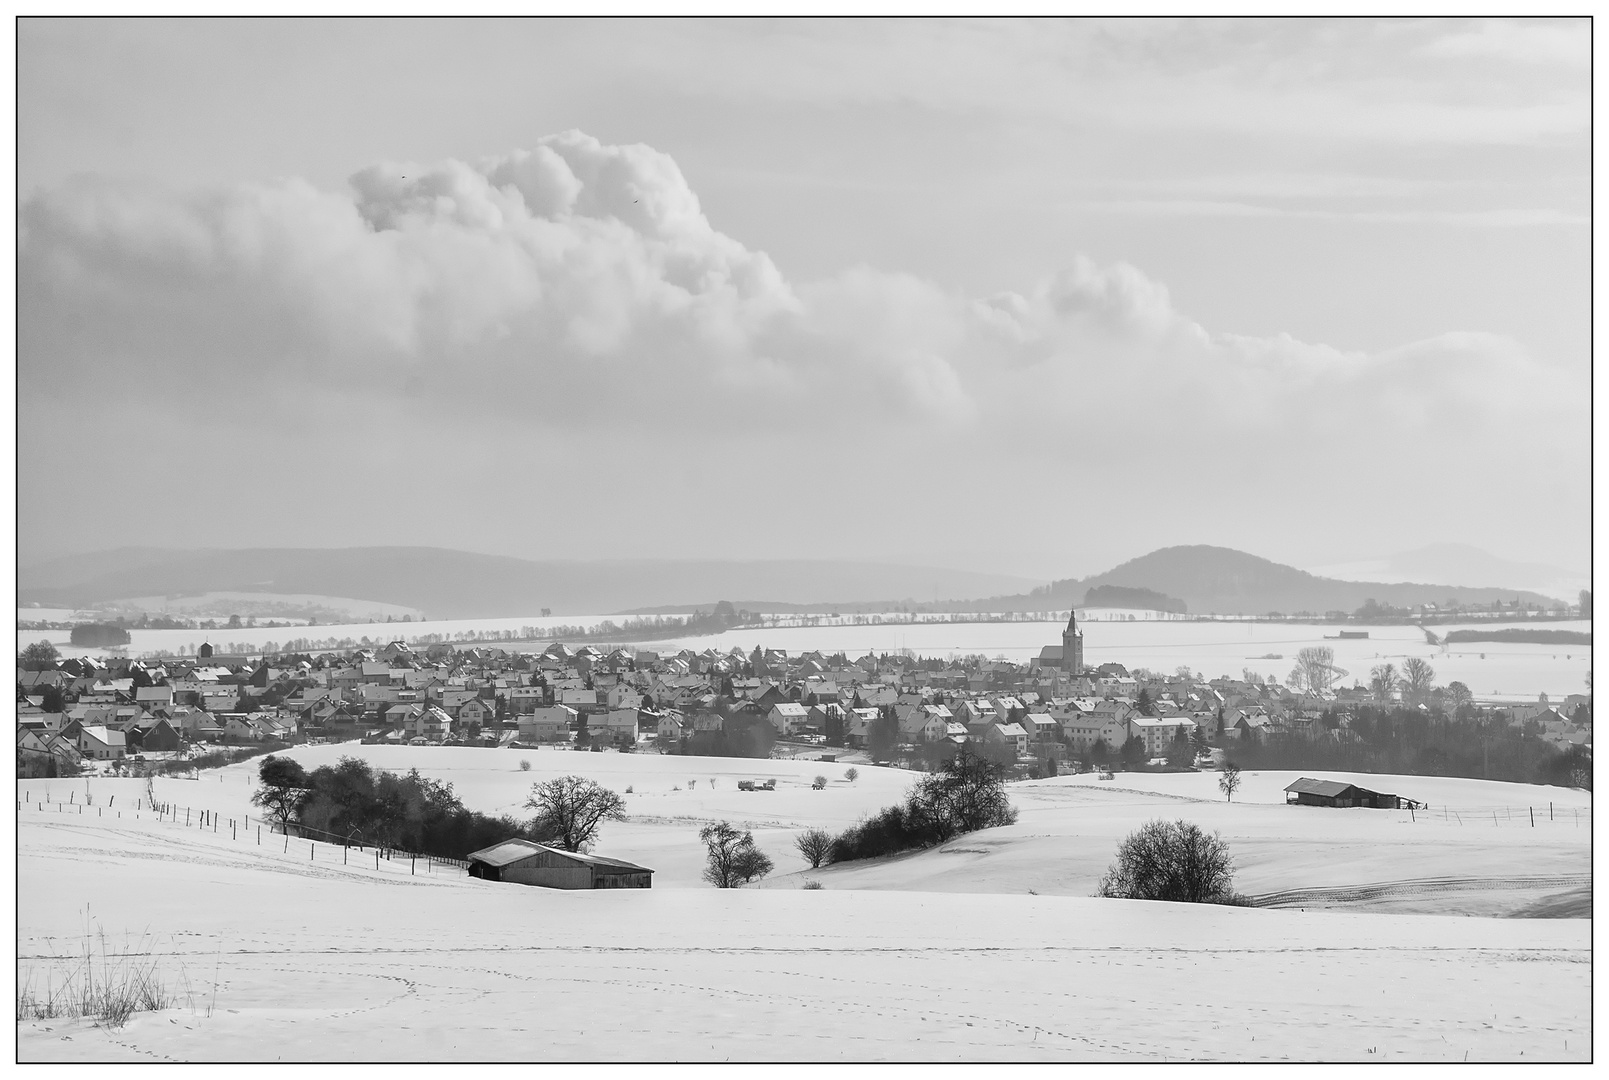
[1550,802,1554,821]
[258,827,261,845]
[412,856,415,876]
[1529,807,1535,827]
[311,844,314,861]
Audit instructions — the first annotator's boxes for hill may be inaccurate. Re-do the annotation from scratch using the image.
[19,543,1564,621]
[16,755,1590,1062]
[963,545,1560,615]
[16,547,1039,620]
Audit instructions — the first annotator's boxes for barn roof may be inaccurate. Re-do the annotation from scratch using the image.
[466,838,653,873]
[1284,777,1358,798]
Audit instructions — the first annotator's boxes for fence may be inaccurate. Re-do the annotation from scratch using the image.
[17,791,471,877]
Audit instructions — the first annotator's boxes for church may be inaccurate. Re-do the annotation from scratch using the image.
[1034,610,1084,674]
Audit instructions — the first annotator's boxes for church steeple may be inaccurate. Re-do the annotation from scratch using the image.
[1061,609,1083,675]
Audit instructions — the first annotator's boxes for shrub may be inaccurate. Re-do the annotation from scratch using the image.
[624,785,634,794]
[519,759,532,772]
[795,828,833,868]
[1096,819,1237,904]
[801,879,823,890]
[701,821,775,887]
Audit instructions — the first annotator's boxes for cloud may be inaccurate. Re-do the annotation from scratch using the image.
[1418,18,1590,68]
[1071,199,1587,229]
[17,130,1586,566]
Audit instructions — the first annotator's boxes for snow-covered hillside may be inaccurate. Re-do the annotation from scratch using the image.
[15,751,1591,1061]
[16,804,1589,1062]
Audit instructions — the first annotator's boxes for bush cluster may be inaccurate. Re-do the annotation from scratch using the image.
[828,744,1018,864]
[1096,819,1242,905]
[265,755,539,859]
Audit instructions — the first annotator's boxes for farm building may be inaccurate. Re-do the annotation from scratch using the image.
[1284,777,1421,810]
[466,839,653,889]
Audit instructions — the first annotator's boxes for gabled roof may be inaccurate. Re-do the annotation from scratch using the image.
[1284,777,1358,798]
[465,838,653,873]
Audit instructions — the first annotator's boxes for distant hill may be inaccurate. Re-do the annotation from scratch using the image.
[956,545,1560,615]
[16,547,1041,620]
[1083,584,1187,614]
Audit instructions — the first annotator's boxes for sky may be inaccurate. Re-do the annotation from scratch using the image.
[16,17,1592,583]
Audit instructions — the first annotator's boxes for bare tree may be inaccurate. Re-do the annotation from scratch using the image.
[844,767,859,783]
[523,775,626,852]
[701,821,774,888]
[1399,657,1436,706]
[906,743,1018,842]
[1369,663,1399,704]
[795,827,833,868]
[1444,681,1474,715]
[1096,819,1237,904]
[1288,646,1338,697]
[1217,763,1242,803]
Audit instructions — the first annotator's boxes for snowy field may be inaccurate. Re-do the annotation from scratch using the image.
[15,749,1591,1061]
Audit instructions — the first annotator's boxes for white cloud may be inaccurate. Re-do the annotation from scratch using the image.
[1418,18,1590,69]
[17,130,1586,567]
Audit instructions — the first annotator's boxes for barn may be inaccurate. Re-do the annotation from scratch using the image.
[1284,777,1418,810]
[466,839,653,889]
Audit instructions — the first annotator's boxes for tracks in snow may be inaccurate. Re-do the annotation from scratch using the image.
[1247,874,1591,909]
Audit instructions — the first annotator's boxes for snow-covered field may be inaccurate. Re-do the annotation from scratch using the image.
[16,750,1591,1061]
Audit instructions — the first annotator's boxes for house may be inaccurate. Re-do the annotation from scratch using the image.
[767,702,810,737]
[656,712,692,741]
[519,705,577,744]
[984,722,1029,756]
[414,705,453,742]
[899,705,951,744]
[457,697,496,728]
[386,703,425,730]
[466,839,653,889]
[135,685,174,708]
[77,725,126,761]
[593,708,641,747]
[847,707,880,747]
[1129,716,1195,758]
[131,717,183,753]
[607,684,643,711]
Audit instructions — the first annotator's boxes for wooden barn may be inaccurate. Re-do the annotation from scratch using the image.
[1284,777,1419,810]
[466,839,653,889]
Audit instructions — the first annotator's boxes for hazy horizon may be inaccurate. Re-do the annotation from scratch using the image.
[18,18,1590,580]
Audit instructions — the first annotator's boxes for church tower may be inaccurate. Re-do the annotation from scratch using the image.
[1061,610,1083,675]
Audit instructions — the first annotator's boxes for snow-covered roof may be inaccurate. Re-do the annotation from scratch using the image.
[466,838,652,873]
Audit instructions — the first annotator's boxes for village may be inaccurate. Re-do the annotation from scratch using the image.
[16,611,1592,781]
